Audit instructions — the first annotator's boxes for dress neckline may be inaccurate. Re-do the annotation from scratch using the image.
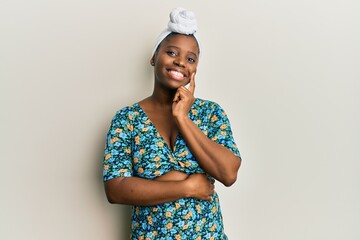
[133,102,179,153]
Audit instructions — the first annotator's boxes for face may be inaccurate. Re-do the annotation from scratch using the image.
[151,34,199,90]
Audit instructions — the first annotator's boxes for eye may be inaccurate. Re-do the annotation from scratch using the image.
[187,57,196,63]
[167,51,176,57]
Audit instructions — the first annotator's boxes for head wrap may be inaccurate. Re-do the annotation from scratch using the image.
[151,7,200,56]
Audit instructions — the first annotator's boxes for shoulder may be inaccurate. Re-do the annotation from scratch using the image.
[193,98,224,112]
[111,103,140,123]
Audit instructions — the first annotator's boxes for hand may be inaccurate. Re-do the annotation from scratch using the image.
[185,173,215,201]
[172,73,196,120]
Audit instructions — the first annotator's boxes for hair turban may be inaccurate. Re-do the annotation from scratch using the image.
[151,7,201,56]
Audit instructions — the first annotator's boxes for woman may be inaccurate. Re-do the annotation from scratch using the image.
[103,7,242,240]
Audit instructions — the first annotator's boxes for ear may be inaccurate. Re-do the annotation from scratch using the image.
[150,56,155,66]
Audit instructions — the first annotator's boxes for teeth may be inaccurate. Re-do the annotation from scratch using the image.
[170,70,184,77]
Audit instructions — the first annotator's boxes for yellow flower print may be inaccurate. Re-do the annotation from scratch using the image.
[127,124,134,131]
[211,206,217,213]
[110,137,119,144]
[211,115,218,122]
[178,150,188,158]
[210,237,215,240]
[166,222,173,229]
[184,211,192,220]
[210,224,217,232]
[184,162,192,167]
[220,124,227,130]
[196,204,201,213]
[147,216,153,225]
[199,101,205,106]
[103,99,241,237]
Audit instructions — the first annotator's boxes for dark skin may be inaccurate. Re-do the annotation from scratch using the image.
[104,34,241,206]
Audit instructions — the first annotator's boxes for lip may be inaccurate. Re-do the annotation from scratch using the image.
[166,68,188,80]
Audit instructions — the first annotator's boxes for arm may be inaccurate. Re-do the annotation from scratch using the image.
[104,173,214,206]
[103,108,215,206]
[172,75,241,186]
[176,116,241,186]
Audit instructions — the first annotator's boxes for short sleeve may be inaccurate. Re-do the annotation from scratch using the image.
[103,109,133,181]
[207,103,241,158]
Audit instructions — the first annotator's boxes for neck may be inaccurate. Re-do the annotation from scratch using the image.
[149,82,177,106]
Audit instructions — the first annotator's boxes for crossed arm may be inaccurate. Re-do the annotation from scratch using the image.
[104,75,241,205]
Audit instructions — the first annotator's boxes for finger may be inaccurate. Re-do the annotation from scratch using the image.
[189,73,195,95]
[173,90,181,102]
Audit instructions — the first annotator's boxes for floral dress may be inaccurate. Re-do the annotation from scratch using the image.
[103,98,241,240]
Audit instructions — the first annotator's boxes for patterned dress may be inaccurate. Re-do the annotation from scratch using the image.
[103,98,241,240]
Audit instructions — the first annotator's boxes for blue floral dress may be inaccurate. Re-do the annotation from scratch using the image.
[103,98,241,240]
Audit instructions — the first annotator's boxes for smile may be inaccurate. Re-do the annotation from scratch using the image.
[167,69,186,80]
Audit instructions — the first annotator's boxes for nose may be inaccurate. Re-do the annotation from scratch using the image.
[173,58,185,68]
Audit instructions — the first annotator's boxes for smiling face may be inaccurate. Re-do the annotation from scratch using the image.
[151,33,199,90]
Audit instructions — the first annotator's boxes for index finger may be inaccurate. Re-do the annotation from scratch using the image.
[188,72,195,95]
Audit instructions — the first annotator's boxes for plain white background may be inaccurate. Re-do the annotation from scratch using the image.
[1,0,359,239]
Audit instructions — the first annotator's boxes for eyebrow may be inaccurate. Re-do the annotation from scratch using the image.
[166,45,198,58]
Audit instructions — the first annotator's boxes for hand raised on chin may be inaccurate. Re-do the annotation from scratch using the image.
[172,73,196,120]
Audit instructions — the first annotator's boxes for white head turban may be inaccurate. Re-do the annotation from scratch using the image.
[151,7,200,57]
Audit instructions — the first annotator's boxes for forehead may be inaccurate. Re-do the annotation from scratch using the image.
[160,34,199,55]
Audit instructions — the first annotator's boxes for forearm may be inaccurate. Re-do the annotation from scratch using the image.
[176,116,241,186]
[105,176,190,206]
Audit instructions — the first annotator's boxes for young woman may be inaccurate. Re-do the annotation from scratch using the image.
[103,7,242,240]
